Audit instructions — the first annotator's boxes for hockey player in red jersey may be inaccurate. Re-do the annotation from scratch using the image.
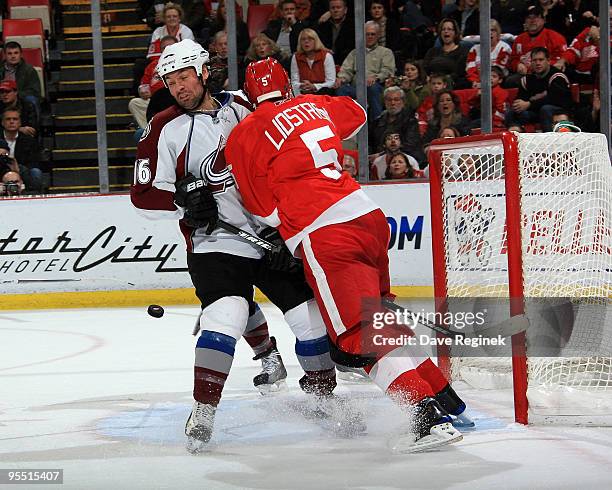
[225,58,470,452]
[130,40,340,453]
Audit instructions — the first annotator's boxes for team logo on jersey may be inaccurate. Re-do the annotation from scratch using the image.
[453,194,495,267]
[139,120,152,142]
[199,135,234,193]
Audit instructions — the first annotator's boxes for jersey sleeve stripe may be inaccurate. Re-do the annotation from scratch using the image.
[344,100,368,140]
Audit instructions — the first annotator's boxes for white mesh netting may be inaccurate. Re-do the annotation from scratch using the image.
[438,133,612,418]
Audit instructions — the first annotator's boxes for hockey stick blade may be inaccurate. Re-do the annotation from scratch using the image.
[216,220,276,251]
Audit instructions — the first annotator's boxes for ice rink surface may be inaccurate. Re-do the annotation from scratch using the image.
[2,304,612,490]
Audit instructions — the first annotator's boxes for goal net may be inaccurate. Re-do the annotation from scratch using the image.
[428,132,612,424]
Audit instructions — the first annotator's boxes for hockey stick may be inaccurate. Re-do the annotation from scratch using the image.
[216,219,277,251]
[214,221,529,339]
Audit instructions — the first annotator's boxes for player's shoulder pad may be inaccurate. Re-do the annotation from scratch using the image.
[220,90,254,112]
[139,104,183,144]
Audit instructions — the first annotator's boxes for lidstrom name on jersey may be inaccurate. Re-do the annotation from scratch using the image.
[265,102,333,150]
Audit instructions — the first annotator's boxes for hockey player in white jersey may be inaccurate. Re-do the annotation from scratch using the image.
[130,40,338,453]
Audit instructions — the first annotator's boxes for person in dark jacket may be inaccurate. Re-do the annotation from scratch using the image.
[423,18,470,89]
[1,109,41,192]
[0,80,38,137]
[367,0,401,52]
[263,0,306,56]
[315,0,355,64]
[505,46,572,132]
[0,42,41,112]
[369,86,425,165]
[448,0,480,37]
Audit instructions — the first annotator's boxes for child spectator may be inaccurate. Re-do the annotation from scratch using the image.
[467,66,510,129]
[416,73,449,135]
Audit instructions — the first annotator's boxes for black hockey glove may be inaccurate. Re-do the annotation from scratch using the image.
[258,227,302,273]
[174,174,218,234]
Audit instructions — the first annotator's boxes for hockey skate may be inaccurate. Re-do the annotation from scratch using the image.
[185,401,216,454]
[434,384,475,429]
[253,336,288,395]
[389,398,463,454]
[335,364,370,384]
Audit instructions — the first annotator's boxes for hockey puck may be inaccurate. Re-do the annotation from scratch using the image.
[147,304,165,318]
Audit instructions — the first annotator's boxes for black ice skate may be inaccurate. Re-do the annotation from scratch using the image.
[389,398,463,453]
[185,401,216,454]
[253,336,287,395]
[434,384,475,428]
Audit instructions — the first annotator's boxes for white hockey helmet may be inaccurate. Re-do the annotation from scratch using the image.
[157,39,210,87]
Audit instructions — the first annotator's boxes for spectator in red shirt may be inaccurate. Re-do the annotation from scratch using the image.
[130,36,177,130]
[507,5,567,87]
[466,19,511,88]
[555,25,603,83]
[466,65,510,129]
[416,73,449,135]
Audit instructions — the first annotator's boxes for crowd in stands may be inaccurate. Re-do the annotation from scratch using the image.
[2,0,608,195]
[128,0,609,183]
[0,39,43,196]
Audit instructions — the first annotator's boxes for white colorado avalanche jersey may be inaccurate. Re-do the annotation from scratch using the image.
[130,91,264,258]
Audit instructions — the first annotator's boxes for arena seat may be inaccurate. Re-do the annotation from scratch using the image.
[247,4,274,40]
[7,0,52,34]
[2,18,45,58]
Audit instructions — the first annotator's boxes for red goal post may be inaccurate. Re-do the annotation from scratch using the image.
[427,131,612,425]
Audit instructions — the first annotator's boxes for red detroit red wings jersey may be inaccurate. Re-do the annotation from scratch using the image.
[225,94,379,254]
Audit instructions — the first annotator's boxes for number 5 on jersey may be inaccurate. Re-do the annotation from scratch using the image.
[300,126,342,180]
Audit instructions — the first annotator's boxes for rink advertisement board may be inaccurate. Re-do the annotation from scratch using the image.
[0,183,434,296]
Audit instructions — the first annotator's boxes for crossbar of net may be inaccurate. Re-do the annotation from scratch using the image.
[439,133,612,396]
